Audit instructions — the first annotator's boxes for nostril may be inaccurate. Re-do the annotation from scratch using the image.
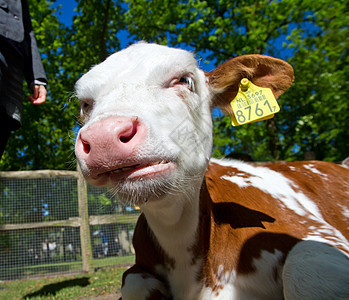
[120,136,131,143]
[119,121,138,143]
[82,139,91,154]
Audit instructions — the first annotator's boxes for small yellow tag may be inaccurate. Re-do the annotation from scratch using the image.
[230,78,280,126]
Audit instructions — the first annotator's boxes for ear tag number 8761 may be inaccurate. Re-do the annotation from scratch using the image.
[230,78,280,126]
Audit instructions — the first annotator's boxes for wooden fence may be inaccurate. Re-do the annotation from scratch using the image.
[0,168,139,279]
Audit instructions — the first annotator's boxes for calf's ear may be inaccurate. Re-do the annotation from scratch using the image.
[207,54,294,115]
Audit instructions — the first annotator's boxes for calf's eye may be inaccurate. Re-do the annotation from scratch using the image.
[80,100,92,113]
[178,76,195,92]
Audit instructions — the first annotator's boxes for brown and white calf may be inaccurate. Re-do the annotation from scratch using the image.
[74,42,349,299]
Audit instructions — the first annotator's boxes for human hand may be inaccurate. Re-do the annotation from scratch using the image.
[28,85,47,105]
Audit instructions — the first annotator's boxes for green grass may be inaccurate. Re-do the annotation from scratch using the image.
[93,255,134,268]
[0,266,127,299]
[0,256,135,299]
[1,255,135,281]
[1,261,83,281]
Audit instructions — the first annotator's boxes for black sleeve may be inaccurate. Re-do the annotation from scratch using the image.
[21,0,47,86]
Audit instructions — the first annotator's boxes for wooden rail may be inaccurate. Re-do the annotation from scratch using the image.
[0,214,139,231]
[0,168,140,274]
[0,169,79,179]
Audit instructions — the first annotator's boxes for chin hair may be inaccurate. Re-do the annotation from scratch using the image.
[110,171,202,207]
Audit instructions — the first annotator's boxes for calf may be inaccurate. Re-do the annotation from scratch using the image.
[75,42,349,299]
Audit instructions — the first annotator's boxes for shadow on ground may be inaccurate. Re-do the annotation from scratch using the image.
[23,277,90,298]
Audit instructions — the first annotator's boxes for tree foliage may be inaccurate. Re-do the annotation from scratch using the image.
[1,0,77,170]
[0,0,347,171]
[279,0,349,161]
[126,0,349,161]
[0,0,125,170]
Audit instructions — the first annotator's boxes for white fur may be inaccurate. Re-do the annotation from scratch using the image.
[303,164,328,178]
[234,250,284,300]
[212,158,349,253]
[76,43,213,199]
[121,273,170,300]
[76,43,213,299]
[211,158,321,218]
[75,43,349,300]
[142,187,204,300]
[200,250,284,300]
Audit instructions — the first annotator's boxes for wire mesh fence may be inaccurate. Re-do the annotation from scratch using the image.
[0,170,139,280]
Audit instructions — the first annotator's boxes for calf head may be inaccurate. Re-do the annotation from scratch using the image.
[75,42,294,205]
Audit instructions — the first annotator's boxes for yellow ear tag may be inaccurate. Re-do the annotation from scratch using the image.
[230,78,280,126]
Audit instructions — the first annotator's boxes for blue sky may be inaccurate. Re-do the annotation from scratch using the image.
[51,0,219,72]
[51,0,293,72]
[52,0,76,26]
[51,0,223,122]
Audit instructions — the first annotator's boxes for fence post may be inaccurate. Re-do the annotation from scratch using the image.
[77,164,93,272]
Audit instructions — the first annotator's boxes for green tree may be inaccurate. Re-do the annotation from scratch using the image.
[1,0,347,170]
[0,0,77,170]
[279,0,349,161]
[126,0,348,161]
[0,0,126,171]
[65,0,126,78]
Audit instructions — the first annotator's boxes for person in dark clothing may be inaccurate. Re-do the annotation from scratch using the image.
[0,0,47,159]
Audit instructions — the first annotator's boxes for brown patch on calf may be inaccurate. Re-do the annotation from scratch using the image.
[121,214,175,295]
[203,160,349,287]
[124,160,349,296]
[267,160,349,251]
[189,180,213,282]
[236,232,299,274]
[212,202,276,229]
[133,214,176,271]
[207,54,294,115]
